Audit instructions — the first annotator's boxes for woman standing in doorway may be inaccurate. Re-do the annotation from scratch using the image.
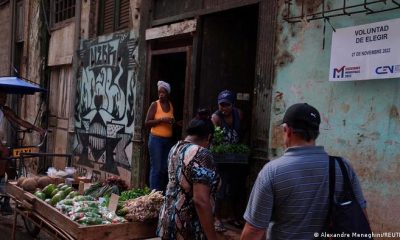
[145,81,175,192]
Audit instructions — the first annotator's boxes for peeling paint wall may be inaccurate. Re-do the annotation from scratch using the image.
[271,0,400,232]
[73,31,139,186]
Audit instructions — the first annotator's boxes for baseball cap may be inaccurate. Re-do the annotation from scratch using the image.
[217,90,235,105]
[280,103,321,131]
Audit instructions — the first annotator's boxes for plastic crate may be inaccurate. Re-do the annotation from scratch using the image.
[213,153,249,164]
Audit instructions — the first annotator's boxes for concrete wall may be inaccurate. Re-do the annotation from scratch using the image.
[270,1,400,232]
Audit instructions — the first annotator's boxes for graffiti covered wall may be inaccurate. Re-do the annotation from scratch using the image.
[74,31,138,184]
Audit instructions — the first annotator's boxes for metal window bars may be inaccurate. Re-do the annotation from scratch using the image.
[284,0,400,23]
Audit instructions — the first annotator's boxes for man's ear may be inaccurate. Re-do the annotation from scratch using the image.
[283,125,292,137]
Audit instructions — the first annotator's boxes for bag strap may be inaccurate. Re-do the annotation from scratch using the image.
[328,156,336,216]
[336,157,356,200]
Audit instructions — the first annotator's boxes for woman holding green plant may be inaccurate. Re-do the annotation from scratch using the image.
[211,89,247,232]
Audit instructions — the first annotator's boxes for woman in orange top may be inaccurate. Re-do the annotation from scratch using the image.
[145,81,175,191]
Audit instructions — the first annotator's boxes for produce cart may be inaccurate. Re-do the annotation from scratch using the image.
[6,181,157,240]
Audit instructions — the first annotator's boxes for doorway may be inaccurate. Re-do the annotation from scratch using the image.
[196,5,259,143]
[149,50,189,141]
[144,46,191,187]
[196,4,259,220]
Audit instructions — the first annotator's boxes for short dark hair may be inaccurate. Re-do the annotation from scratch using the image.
[186,109,214,139]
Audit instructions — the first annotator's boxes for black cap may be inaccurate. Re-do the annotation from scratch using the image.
[281,103,321,131]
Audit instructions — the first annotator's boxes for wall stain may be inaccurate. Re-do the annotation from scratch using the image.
[337,138,348,145]
[389,105,399,120]
[273,91,286,114]
[295,0,322,14]
[275,50,294,67]
[340,103,350,113]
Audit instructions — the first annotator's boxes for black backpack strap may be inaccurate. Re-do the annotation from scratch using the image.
[336,157,356,200]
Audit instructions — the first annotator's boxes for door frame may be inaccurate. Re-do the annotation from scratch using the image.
[146,45,193,133]
[142,43,193,187]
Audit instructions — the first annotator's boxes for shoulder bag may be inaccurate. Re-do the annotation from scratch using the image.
[321,156,373,239]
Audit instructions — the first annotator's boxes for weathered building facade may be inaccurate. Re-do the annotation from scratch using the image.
[137,0,400,233]
[0,0,48,175]
[1,0,399,233]
[270,0,400,233]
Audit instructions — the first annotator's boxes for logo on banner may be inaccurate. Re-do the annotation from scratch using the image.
[375,65,400,75]
[333,66,361,79]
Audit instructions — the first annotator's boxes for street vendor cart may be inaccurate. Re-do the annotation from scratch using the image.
[6,181,157,240]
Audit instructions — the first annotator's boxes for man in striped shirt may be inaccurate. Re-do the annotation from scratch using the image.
[241,103,367,240]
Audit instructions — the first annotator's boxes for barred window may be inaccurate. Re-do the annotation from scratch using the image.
[98,0,130,35]
[53,0,76,24]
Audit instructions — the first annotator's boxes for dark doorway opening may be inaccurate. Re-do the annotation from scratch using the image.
[196,4,259,220]
[145,49,189,188]
[149,52,187,141]
[197,4,258,144]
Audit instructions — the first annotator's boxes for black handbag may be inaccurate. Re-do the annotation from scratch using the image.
[321,156,373,239]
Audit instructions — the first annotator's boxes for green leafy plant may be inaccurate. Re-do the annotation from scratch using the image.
[211,126,250,154]
[213,126,225,145]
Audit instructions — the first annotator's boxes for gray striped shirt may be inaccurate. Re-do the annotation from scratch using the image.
[244,146,366,240]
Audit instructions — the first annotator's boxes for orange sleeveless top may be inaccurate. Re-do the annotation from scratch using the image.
[151,100,174,138]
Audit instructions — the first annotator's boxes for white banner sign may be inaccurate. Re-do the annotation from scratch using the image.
[329,18,400,81]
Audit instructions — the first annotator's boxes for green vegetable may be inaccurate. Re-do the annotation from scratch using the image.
[119,187,151,201]
[211,126,250,154]
[34,191,46,200]
[77,217,103,225]
[50,194,62,206]
[63,186,73,195]
[73,201,98,209]
[210,143,250,154]
[59,205,73,214]
[58,199,74,206]
[66,191,78,199]
[83,182,102,196]
[42,184,56,198]
[51,189,60,197]
[213,126,225,145]
[58,190,67,199]
[73,206,99,213]
[72,195,95,202]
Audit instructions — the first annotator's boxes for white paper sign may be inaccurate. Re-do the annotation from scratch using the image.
[329,18,400,81]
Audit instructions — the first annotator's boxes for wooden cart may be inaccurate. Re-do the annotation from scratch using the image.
[6,182,158,240]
